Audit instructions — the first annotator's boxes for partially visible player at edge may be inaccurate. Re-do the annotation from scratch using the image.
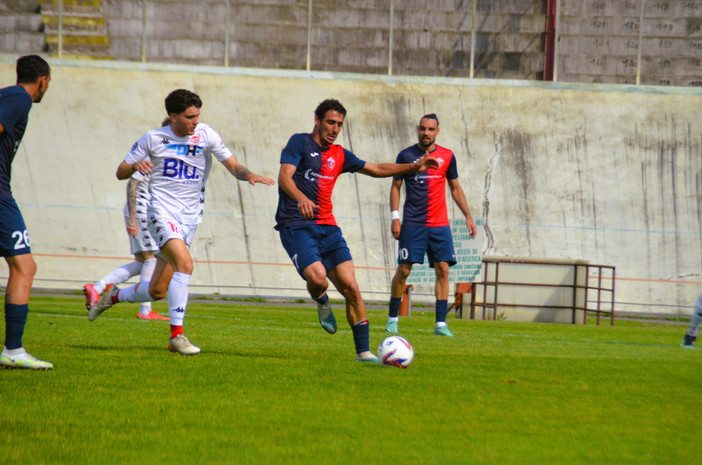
[88,89,275,355]
[275,99,439,362]
[0,55,53,370]
[82,118,170,321]
[682,292,702,348]
[385,114,476,337]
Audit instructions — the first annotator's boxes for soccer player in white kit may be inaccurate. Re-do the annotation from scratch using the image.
[83,119,170,320]
[88,89,274,355]
[82,169,167,320]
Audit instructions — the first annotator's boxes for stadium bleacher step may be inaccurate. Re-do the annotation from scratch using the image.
[40,0,112,59]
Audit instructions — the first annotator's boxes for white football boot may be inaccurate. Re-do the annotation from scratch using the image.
[168,335,201,355]
[0,347,53,370]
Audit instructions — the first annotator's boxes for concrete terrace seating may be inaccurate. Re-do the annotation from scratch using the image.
[103,0,549,78]
[558,0,702,86]
[41,0,112,60]
[0,0,699,86]
[0,0,45,56]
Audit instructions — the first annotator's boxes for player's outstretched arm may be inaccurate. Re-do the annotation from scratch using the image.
[358,154,439,178]
[221,157,275,186]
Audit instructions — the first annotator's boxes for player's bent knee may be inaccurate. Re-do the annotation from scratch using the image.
[21,262,37,279]
[395,264,412,280]
[148,282,168,300]
[149,288,167,300]
[174,262,194,275]
[395,269,410,281]
[303,267,328,290]
[308,276,328,290]
[8,255,37,280]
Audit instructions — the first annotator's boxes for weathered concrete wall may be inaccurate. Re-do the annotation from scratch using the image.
[1,57,701,315]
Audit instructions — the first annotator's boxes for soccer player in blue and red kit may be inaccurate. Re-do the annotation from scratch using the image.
[0,55,53,369]
[386,114,477,337]
[276,99,439,362]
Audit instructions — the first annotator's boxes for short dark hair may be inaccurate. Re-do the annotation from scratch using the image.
[165,89,202,115]
[314,99,346,121]
[419,113,439,126]
[16,55,50,84]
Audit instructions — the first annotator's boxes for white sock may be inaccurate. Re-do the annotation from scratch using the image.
[2,346,26,356]
[118,282,152,303]
[138,259,156,315]
[138,303,152,316]
[387,316,399,323]
[95,261,143,293]
[435,321,447,328]
[94,279,108,295]
[168,272,191,327]
[140,258,156,282]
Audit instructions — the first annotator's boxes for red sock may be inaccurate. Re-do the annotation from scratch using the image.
[170,325,183,339]
[111,289,120,304]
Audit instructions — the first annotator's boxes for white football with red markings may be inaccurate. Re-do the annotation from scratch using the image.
[377,336,414,368]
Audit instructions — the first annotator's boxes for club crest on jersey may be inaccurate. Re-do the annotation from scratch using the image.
[327,157,335,169]
[189,135,200,144]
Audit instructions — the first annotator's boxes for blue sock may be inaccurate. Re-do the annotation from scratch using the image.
[351,319,370,354]
[4,303,29,350]
[388,296,402,318]
[435,300,448,324]
[314,293,329,305]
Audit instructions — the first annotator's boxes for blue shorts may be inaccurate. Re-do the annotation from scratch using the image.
[279,224,353,277]
[397,225,456,267]
[0,197,31,257]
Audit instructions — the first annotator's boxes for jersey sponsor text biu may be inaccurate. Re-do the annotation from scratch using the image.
[124,123,232,225]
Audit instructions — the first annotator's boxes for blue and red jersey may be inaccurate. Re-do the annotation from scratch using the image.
[0,86,32,199]
[275,133,366,229]
[395,144,458,227]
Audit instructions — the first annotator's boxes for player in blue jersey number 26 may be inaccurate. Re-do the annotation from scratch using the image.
[0,55,53,370]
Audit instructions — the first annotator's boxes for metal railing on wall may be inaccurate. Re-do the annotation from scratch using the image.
[471,258,615,325]
[47,0,701,86]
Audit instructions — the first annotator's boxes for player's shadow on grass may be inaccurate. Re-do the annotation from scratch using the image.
[67,343,295,360]
[599,339,683,349]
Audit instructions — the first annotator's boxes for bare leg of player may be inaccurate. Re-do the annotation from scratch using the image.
[328,261,378,363]
[302,261,337,334]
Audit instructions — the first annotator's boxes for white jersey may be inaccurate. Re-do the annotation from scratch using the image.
[124,123,232,224]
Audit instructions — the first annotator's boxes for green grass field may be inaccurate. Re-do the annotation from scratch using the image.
[1,295,700,465]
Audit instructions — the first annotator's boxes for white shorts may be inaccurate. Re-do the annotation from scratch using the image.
[124,215,158,255]
[147,206,198,249]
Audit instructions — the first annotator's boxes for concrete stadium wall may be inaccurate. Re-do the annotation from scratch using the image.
[1,57,701,316]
